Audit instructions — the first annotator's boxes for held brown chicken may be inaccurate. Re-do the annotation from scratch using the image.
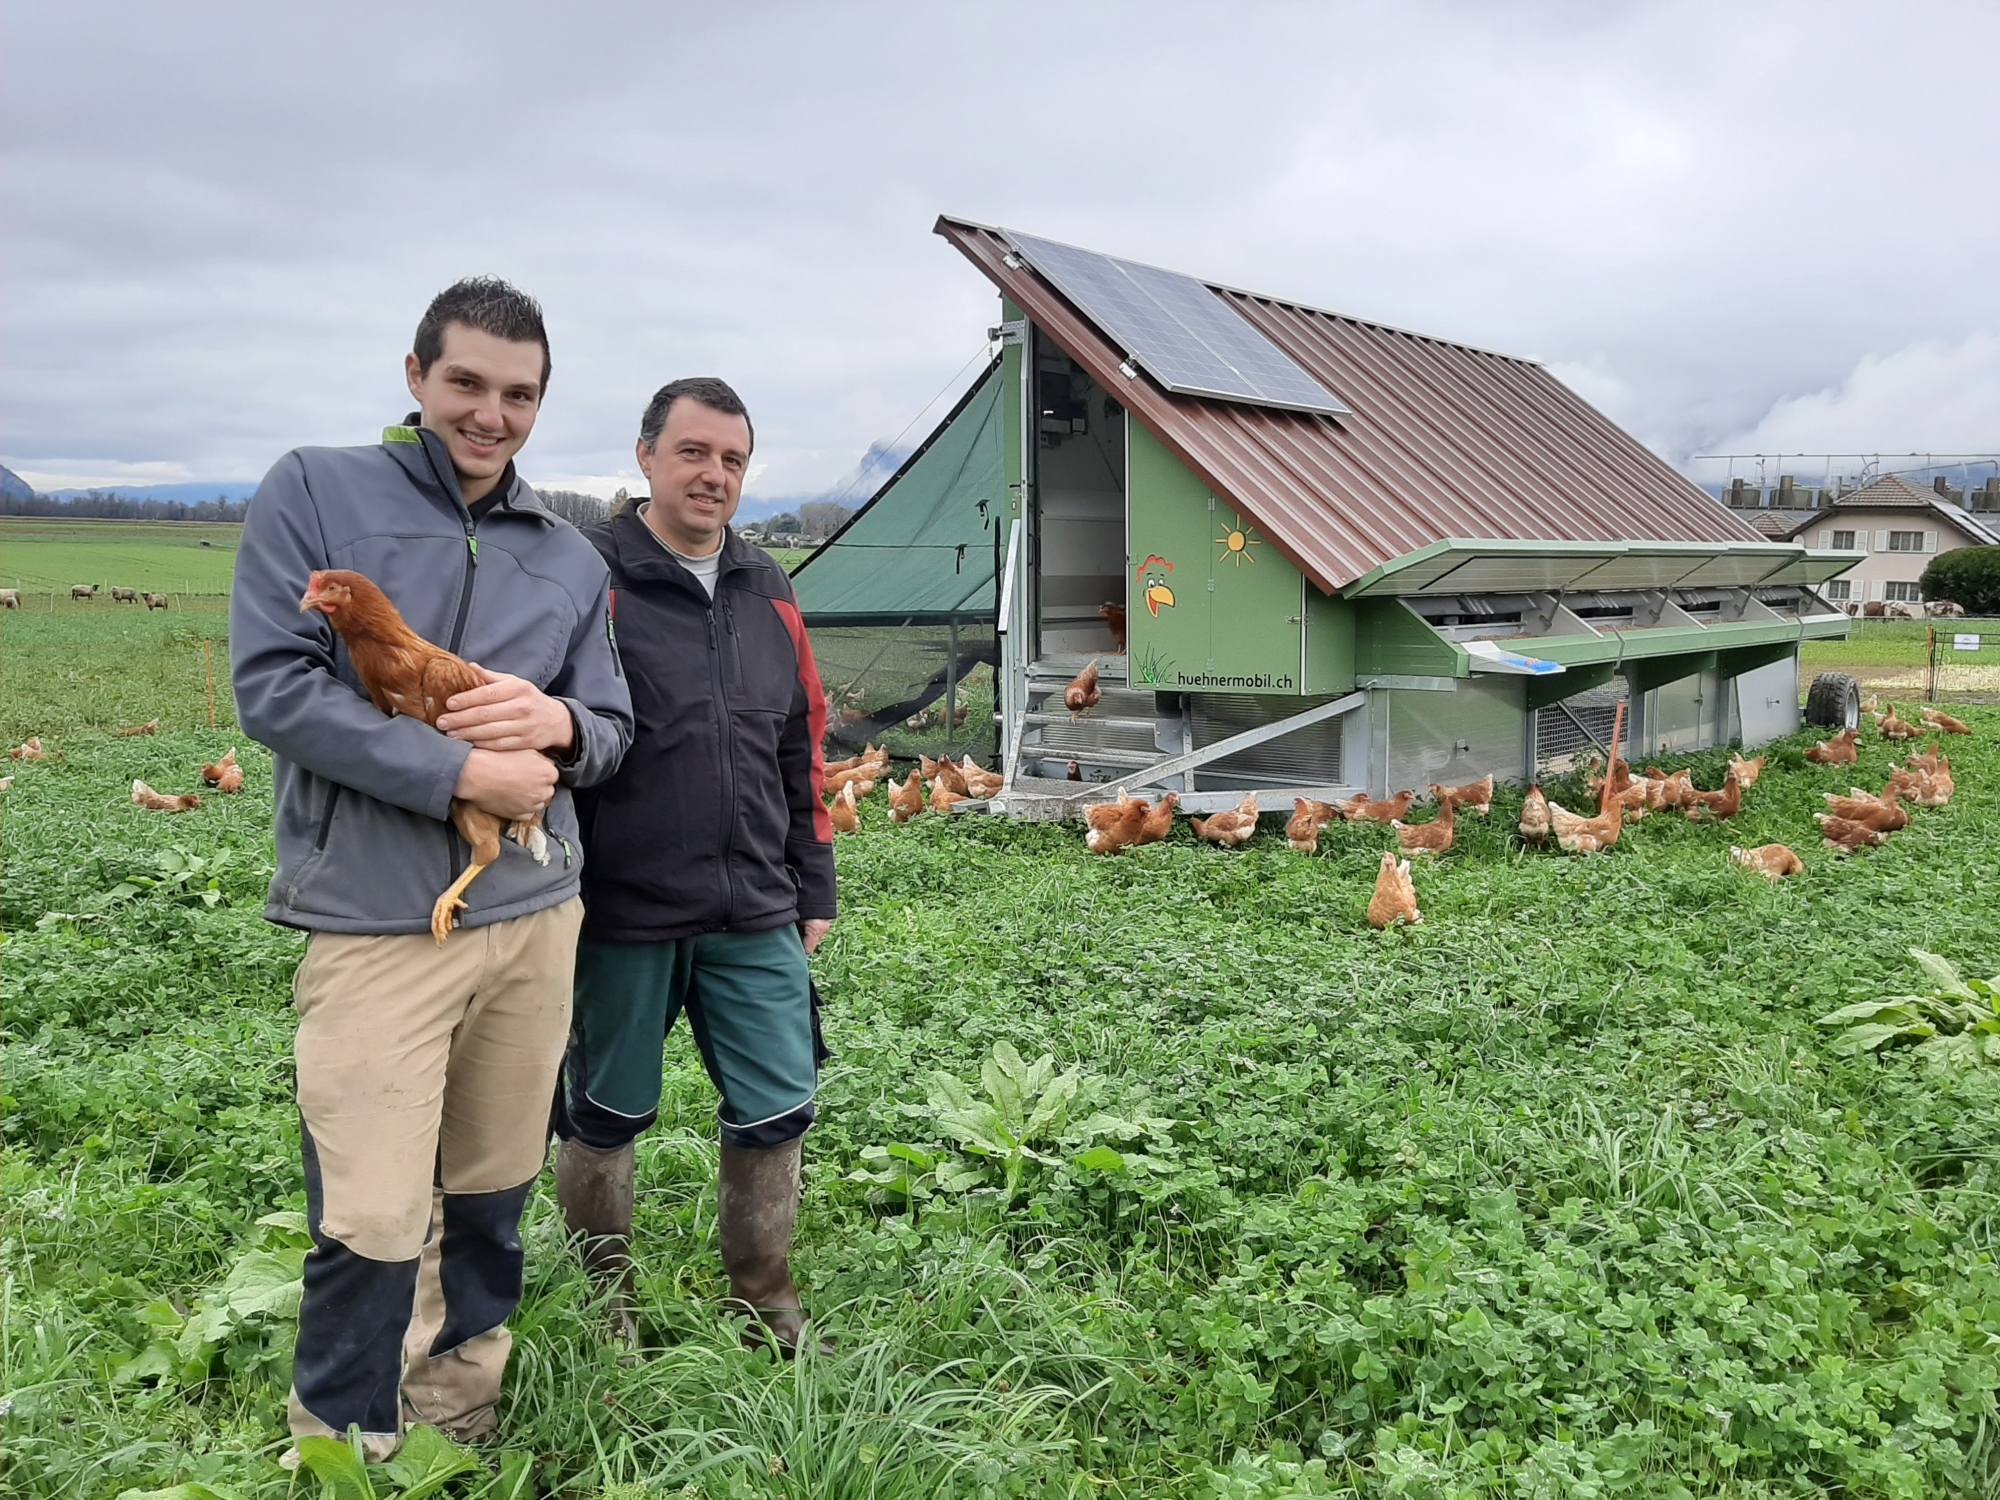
[299,568,550,944]
[828,781,861,834]
[201,747,245,793]
[1392,787,1457,856]
[1518,785,1551,843]
[1084,795,1150,855]
[1339,789,1414,825]
[1920,708,1971,735]
[1285,797,1339,852]
[1190,793,1259,847]
[1099,603,1128,652]
[1367,852,1422,929]
[132,779,201,813]
[1816,812,1886,853]
[1804,729,1860,765]
[1730,843,1804,881]
[1133,791,1178,845]
[1064,661,1102,719]
[1441,774,1493,817]
[889,769,927,824]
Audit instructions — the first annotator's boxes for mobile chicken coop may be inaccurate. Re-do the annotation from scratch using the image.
[792,218,1860,815]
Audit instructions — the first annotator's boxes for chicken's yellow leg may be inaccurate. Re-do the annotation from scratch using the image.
[431,861,492,944]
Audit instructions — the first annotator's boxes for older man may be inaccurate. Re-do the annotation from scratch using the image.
[554,377,836,1350]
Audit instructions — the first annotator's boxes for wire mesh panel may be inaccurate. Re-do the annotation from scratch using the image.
[1532,678,1629,779]
[1927,620,2000,703]
[805,622,999,765]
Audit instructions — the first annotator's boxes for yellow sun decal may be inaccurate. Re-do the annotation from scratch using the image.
[1216,514,1261,566]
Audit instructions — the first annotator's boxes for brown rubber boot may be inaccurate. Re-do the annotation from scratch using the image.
[717,1138,814,1355]
[555,1138,639,1347]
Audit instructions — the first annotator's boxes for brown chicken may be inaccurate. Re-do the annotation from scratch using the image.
[1547,783,1623,855]
[1823,786,1908,832]
[889,769,926,823]
[828,780,861,834]
[1190,794,1260,847]
[1919,756,1954,807]
[1440,774,1494,817]
[299,568,550,943]
[824,744,886,777]
[1730,843,1804,881]
[116,719,161,738]
[1875,704,1922,740]
[825,761,882,796]
[1608,779,1652,822]
[1133,792,1179,846]
[132,779,201,813]
[1392,787,1457,856]
[959,757,1004,799]
[1518,785,1551,843]
[1064,661,1102,718]
[201,747,245,794]
[8,737,49,762]
[1804,728,1860,765]
[1084,790,1141,835]
[1099,603,1127,652]
[1905,745,1944,774]
[1816,812,1886,853]
[1339,789,1415,825]
[928,779,966,814]
[1686,770,1742,821]
[1367,852,1422,929]
[1727,754,1766,790]
[1084,795,1150,855]
[1285,797,1339,852]
[1921,707,1971,735]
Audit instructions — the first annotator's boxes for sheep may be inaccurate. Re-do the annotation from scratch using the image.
[111,586,139,604]
[144,593,171,610]
[70,583,100,601]
[0,589,18,610]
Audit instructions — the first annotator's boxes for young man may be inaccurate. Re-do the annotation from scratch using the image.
[231,278,633,1457]
[552,377,835,1351]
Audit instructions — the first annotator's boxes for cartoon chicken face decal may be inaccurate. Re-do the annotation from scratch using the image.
[1135,555,1176,617]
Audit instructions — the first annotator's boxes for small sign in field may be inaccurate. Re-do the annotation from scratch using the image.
[1956,634,1983,652]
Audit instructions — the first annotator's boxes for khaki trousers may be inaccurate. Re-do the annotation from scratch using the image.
[286,898,581,1452]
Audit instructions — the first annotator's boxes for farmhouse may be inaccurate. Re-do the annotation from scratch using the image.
[793,221,1859,810]
[1777,474,2000,609]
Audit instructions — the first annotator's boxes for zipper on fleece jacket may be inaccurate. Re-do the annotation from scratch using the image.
[707,604,739,925]
[443,514,480,878]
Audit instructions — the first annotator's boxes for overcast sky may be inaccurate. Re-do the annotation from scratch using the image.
[5,1,1996,506]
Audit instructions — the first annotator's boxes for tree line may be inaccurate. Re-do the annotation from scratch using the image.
[3,491,249,522]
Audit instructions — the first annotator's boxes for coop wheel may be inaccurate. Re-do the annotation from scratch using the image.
[1805,672,1860,730]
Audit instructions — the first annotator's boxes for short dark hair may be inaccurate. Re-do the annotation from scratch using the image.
[413,276,551,392]
[639,377,754,453]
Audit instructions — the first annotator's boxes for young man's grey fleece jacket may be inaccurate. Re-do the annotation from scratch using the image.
[230,423,634,935]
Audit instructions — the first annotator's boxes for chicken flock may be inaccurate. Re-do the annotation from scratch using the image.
[822,690,1973,933]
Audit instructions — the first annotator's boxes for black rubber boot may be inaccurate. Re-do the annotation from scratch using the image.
[555,1138,638,1347]
[717,1138,813,1355]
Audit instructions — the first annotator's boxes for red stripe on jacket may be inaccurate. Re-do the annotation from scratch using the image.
[770,595,833,842]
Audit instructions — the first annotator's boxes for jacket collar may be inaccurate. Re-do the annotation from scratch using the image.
[609,506,755,592]
[381,416,553,524]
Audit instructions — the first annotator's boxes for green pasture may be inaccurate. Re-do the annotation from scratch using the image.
[6,600,2000,1497]
[0,518,242,598]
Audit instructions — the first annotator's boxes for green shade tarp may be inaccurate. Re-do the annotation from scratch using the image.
[790,360,1004,624]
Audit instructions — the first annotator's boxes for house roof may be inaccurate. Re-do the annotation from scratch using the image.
[1778,475,2000,546]
[937,216,1766,593]
[1740,507,1823,539]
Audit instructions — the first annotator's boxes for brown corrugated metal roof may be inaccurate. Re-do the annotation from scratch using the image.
[937,216,1765,593]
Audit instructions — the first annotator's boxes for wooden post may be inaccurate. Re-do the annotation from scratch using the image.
[1926,625,1937,704]
[206,639,216,728]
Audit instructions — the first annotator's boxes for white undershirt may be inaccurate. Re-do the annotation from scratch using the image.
[638,503,722,599]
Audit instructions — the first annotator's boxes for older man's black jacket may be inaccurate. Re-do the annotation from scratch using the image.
[573,511,835,942]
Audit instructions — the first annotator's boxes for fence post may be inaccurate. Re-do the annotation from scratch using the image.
[206,639,217,729]
[1926,625,1937,704]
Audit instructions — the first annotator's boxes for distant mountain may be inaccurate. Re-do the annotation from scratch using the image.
[0,465,34,502]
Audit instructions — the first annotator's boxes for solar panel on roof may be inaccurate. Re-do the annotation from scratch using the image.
[1004,230,1350,417]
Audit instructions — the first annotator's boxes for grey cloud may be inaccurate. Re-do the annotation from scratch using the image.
[4,1,1995,497]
